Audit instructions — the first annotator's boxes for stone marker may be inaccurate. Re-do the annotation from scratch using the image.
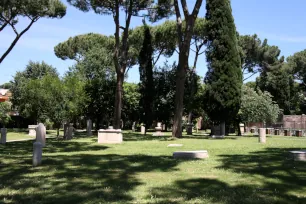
[167,144,183,147]
[173,150,209,159]
[66,124,74,140]
[98,127,123,144]
[28,125,37,136]
[284,129,291,136]
[239,123,245,134]
[36,123,46,147]
[274,129,280,135]
[141,125,145,135]
[87,119,92,136]
[33,141,43,166]
[211,122,225,138]
[132,122,136,132]
[290,150,306,161]
[296,130,302,137]
[153,122,164,136]
[1,128,7,144]
[259,128,266,143]
[186,124,193,135]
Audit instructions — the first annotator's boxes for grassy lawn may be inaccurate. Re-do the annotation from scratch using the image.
[1,131,306,203]
[6,129,59,141]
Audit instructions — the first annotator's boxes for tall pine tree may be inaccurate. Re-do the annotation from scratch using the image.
[204,0,242,131]
[138,25,154,132]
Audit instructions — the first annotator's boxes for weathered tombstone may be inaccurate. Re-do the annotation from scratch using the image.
[1,128,7,144]
[173,150,209,159]
[36,123,46,147]
[250,128,255,133]
[259,128,266,143]
[162,124,166,131]
[132,122,136,132]
[186,124,193,135]
[64,123,69,139]
[153,122,164,136]
[284,129,291,136]
[28,125,37,136]
[239,123,245,135]
[33,141,43,167]
[86,119,92,136]
[296,130,302,137]
[274,129,280,135]
[66,124,74,140]
[141,125,145,135]
[98,126,123,144]
[211,122,225,138]
[290,150,306,161]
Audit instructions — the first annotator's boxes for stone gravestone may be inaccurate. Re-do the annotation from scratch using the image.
[28,125,37,136]
[259,128,266,143]
[132,122,136,132]
[186,124,193,135]
[1,128,7,144]
[211,122,225,139]
[274,129,280,135]
[64,123,69,139]
[87,119,92,136]
[66,124,74,140]
[141,125,145,135]
[33,141,43,167]
[36,123,46,147]
[98,126,123,144]
[153,122,164,136]
[239,123,245,135]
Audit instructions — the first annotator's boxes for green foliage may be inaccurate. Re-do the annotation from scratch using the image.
[122,82,140,128]
[0,82,12,89]
[0,0,66,63]
[238,34,283,80]
[10,61,59,122]
[138,25,154,128]
[287,49,306,87]
[0,101,11,127]
[240,85,281,124]
[204,0,242,123]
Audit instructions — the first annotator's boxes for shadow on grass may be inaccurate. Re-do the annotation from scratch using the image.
[0,152,182,203]
[0,137,109,156]
[148,147,306,204]
[123,132,172,141]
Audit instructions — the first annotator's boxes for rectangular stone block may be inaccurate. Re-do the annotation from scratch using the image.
[98,129,123,144]
[28,125,37,136]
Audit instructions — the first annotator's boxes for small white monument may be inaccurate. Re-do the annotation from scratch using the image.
[98,126,123,144]
[28,125,37,136]
[141,125,146,134]
[36,123,46,147]
[259,128,266,143]
[153,122,164,136]
[33,141,43,167]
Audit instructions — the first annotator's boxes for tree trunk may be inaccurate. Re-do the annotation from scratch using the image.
[57,128,60,137]
[113,72,124,129]
[172,60,187,138]
[237,122,242,136]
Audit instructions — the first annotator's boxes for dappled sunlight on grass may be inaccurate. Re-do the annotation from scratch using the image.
[1,131,306,203]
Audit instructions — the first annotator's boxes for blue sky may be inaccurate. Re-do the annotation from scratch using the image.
[1,0,306,84]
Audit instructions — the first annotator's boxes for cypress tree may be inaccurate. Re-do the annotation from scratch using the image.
[204,0,242,127]
[139,25,154,131]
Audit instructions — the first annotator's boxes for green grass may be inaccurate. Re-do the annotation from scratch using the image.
[6,129,58,141]
[1,131,306,203]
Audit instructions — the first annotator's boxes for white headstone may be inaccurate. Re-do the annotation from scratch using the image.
[66,124,74,140]
[259,128,266,143]
[1,128,7,144]
[98,129,123,144]
[36,123,46,147]
[28,125,37,136]
[141,125,145,134]
[33,141,43,167]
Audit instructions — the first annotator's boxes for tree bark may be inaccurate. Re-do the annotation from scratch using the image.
[172,57,187,138]
[113,72,124,129]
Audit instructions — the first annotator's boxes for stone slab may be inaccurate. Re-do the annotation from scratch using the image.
[98,129,123,144]
[290,150,306,161]
[173,150,208,159]
[167,144,183,147]
[28,125,37,136]
[211,135,224,139]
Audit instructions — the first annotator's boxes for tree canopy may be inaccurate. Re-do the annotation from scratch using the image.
[0,0,66,63]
